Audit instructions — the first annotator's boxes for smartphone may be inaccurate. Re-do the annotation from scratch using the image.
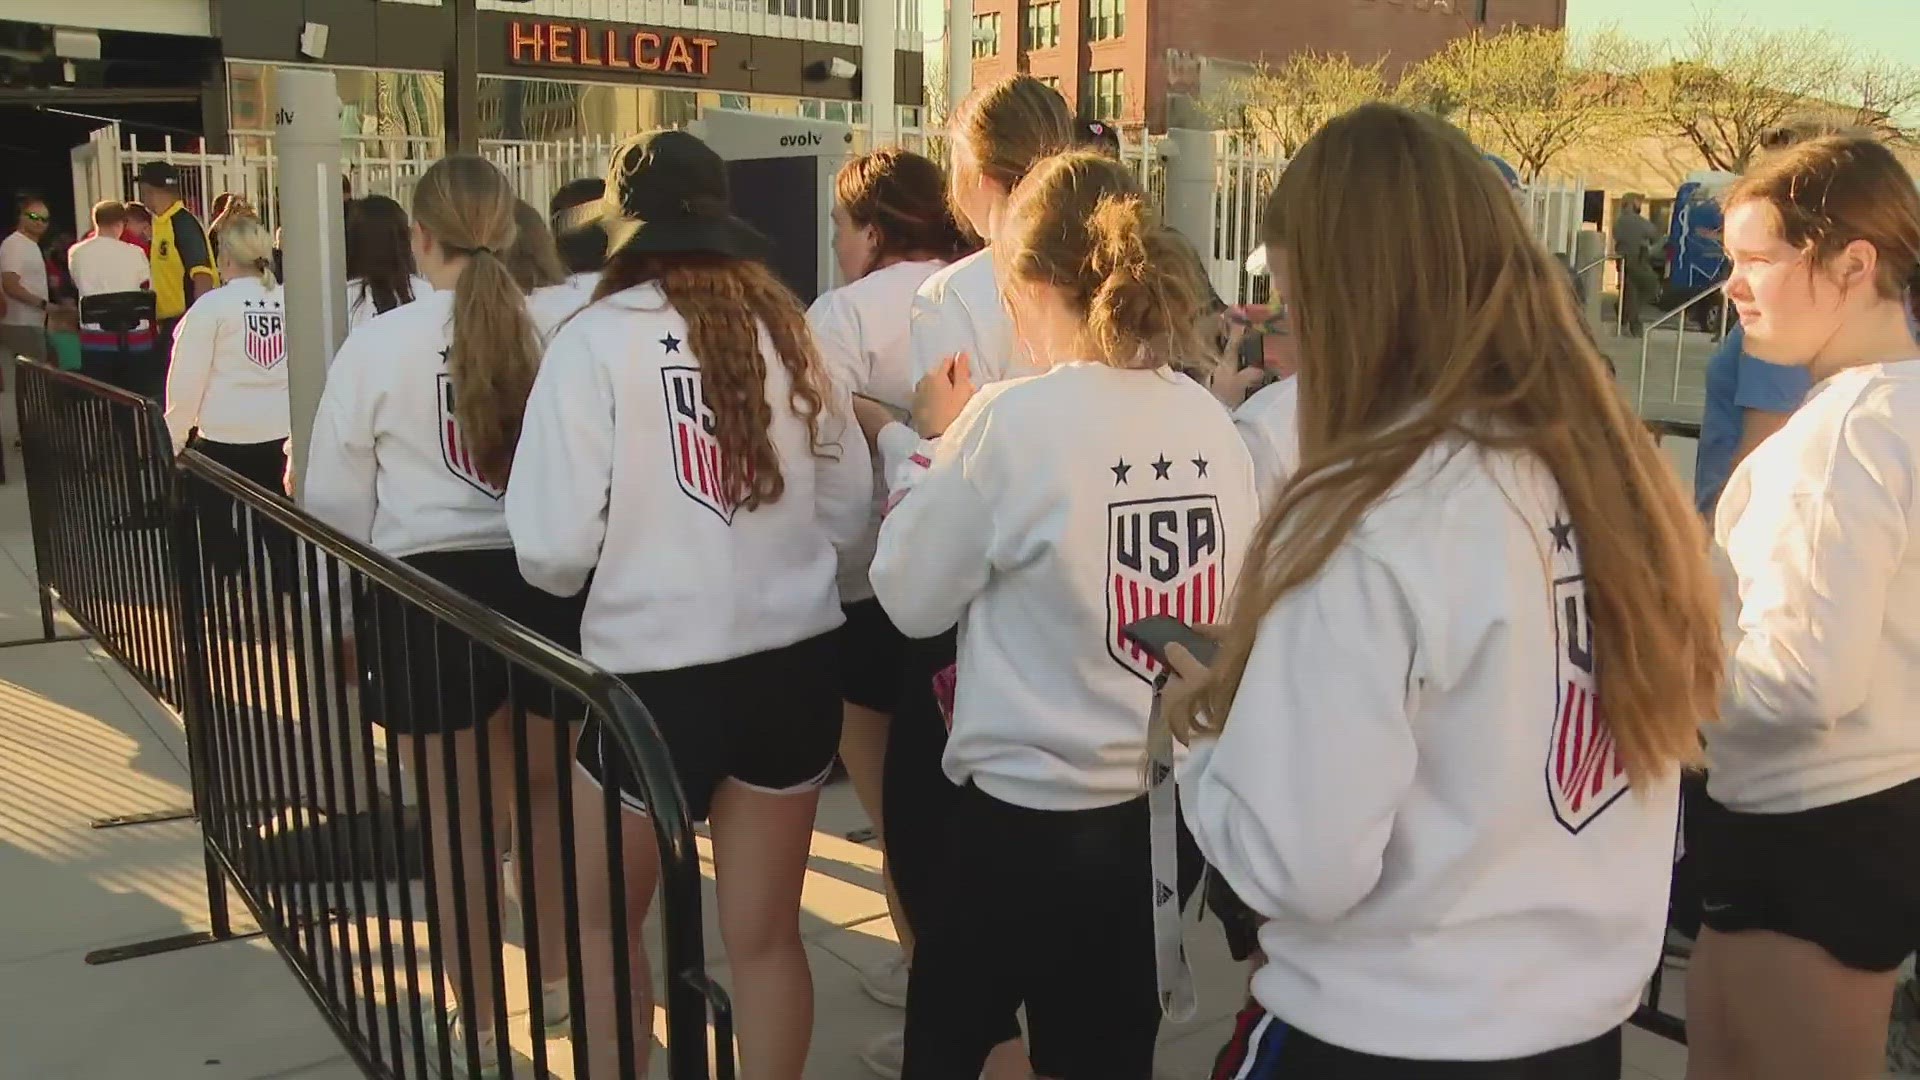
[854,392,912,423]
[1121,615,1219,670]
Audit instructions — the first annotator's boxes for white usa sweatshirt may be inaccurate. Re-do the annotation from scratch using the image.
[346,275,433,332]
[809,259,948,604]
[1233,374,1300,511]
[508,281,873,673]
[908,249,1037,386]
[1708,359,1920,813]
[164,275,291,452]
[305,290,520,557]
[871,363,1258,811]
[1179,441,1679,1061]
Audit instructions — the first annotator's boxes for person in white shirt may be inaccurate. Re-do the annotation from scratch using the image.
[905,75,1075,391]
[507,199,585,342]
[1164,104,1721,1080]
[68,199,157,394]
[0,193,55,362]
[164,217,290,465]
[859,150,1258,1080]
[856,76,1074,1080]
[1686,136,1920,1080]
[507,128,870,1080]
[344,195,430,332]
[304,155,585,1077]
[803,146,971,1044]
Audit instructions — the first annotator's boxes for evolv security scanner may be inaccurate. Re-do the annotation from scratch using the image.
[689,111,858,305]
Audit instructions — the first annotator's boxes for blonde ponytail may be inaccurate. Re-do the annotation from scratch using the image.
[218,217,278,290]
[1000,151,1208,370]
[412,155,543,489]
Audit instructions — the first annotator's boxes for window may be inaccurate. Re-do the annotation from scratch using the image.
[1024,2,1061,50]
[1038,75,1061,91]
[1083,69,1125,120]
[1086,0,1125,41]
[972,12,1001,58]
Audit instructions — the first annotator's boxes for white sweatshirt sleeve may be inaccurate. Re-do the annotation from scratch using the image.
[813,387,875,558]
[1725,402,1913,729]
[808,292,866,394]
[301,345,379,546]
[869,393,997,639]
[1233,377,1300,512]
[1180,541,1421,924]
[163,301,218,453]
[507,335,614,598]
[909,285,975,385]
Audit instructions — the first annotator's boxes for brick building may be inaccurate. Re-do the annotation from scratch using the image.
[964,0,1566,132]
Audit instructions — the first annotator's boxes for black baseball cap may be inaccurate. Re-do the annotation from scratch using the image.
[596,129,769,263]
[134,161,183,189]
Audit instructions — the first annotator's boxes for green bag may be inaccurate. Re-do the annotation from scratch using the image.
[48,329,82,372]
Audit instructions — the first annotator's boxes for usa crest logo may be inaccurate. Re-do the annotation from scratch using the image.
[1106,494,1225,683]
[436,373,503,500]
[1546,573,1628,833]
[661,365,739,524]
[242,303,285,369]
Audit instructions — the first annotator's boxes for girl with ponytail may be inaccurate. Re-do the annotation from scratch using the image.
[861,150,1258,1079]
[305,154,588,1077]
[165,216,293,571]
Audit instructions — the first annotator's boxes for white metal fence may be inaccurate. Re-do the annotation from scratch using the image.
[1200,132,1589,306]
[70,120,1585,316]
[74,126,629,231]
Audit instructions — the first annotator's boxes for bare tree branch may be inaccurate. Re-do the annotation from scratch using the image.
[1652,19,1848,172]
[1207,52,1390,158]
[1407,26,1653,180]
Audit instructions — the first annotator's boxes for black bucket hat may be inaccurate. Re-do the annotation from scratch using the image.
[597,129,769,263]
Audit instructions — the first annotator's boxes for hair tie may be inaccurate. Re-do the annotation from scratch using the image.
[253,256,271,272]
[471,245,494,256]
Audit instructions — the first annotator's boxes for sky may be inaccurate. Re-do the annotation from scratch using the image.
[1566,0,1920,66]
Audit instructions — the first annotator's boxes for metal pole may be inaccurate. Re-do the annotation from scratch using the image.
[274,68,349,499]
[449,0,480,153]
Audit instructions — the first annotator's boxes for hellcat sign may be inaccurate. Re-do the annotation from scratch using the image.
[508,20,718,77]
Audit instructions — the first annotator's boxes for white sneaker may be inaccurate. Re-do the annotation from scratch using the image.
[859,1028,904,1080]
[860,954,911,1009]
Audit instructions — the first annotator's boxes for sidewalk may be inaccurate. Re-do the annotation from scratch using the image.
[0,429,1688,1079]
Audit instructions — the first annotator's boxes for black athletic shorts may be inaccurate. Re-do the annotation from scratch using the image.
[358,548,586,736]
[576,630,843,822]
[837,597,909,714]
[1690,774,1920,972]
[1210,1008,1621,1079]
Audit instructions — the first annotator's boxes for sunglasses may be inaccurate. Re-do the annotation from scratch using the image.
[23,212,47,223]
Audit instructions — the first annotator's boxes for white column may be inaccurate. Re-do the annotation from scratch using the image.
[947,0,971,114]
[1162,128,1218,283]
[274,67,349,498]
[862,0,899,145]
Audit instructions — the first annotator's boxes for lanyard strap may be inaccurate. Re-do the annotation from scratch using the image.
[1147,677,1197,1022]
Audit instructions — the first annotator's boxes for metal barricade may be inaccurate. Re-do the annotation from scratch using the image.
[13,358,734,1077]
[171,450,734,1079]
[12,360,183,704]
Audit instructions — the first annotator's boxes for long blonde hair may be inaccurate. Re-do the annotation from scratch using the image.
[1169,104,1721,787]
[411,156,543,489]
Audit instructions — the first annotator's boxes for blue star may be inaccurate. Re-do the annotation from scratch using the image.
[1151,455,1173,480]
[1192,455,1209,478]
[660,334,682,354]
[1549,516,1575,553]
[1111,459,1132,485]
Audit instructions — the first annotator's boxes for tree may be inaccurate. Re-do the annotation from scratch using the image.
[1652,20,1849,172]
[1209,52,1389,158]
[1838,57,1920,144]
[1410,26,1653,180]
